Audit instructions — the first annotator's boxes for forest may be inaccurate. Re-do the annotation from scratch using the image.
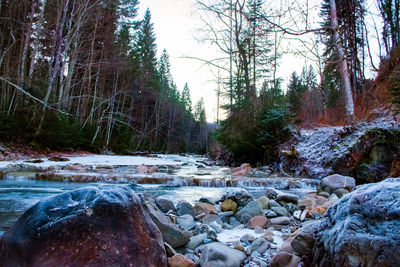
[0,0,399,164]
[0,0,208,154]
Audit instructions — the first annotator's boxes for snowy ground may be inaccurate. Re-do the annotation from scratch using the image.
[0,154,189,169]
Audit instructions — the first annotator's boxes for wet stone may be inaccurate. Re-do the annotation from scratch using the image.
[271,206,289,217]
[177,200,195,217]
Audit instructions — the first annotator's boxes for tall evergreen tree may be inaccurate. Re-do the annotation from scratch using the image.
[137,8,158,91]
[181,83,192,117]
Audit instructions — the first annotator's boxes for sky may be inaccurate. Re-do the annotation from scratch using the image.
[139,0,383,122]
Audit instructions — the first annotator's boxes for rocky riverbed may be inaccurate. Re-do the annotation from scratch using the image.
[3,172,391,267]
[0,152,399,266]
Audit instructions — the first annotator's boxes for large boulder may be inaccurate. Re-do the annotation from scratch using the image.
[199,242,246,267]
[313,178,400,266]
[140,194,190,248]
[318,174,356,194]
[0,186,167,267]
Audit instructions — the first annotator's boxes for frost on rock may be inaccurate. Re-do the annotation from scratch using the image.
[282,117,400,179]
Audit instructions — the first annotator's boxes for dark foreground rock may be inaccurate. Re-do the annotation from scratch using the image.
[0,186,167,267]
[313,178,400,266]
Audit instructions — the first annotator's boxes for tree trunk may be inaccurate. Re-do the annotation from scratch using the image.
[35,0,69,136]
[330,0,354,123]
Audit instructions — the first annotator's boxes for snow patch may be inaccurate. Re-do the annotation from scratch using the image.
[0,155,184,169]
[217,228,284,249]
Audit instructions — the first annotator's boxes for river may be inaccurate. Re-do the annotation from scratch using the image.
[0,154,317,236]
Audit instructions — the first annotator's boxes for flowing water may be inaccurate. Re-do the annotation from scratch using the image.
[0,154,317,236]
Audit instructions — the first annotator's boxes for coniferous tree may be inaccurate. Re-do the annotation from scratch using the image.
[377,0,400,55]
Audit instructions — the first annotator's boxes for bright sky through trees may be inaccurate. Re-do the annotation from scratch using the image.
[140,0,382,122]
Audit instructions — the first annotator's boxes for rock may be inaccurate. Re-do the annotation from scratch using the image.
[239,213,252,224]
[246,216,269,229]
[293,210,302,220]
[271,206,289,217]
[256,196,270,209]
[234,245,245,252]
[268,199,281,208]
[276,193,299,204]
[270,252,301,267]
[229,217,240,227]
[202,214,223,226]
[149,166,158,173]
[48,156,70,162]
[177,214,196,231]
[293,210,307,221]
[318,191,330,198]
[235,201,263,220]
[176,200,195,217]
[240,233,256,243]
[280,237,295,254]
[199,197,216,205]
[136,164,149,173]
[261,230,274,242]
[0,186,167,266]
[203,238,212,244]
[270,216,291,225]
[141,195,190,248]
[291,220,320,257]
[193,202,218,216]
[64,164,89,172]
[248,237,270,254]
[168,254,196,267]
[318,174,356,194]
[297,199,314,211]
[208,221,223,233]
[333,188,349,198]
[199,242,246,267]
[195,213,206,220]
[254,226,264,234]
[283,203,297,214]
[265,187,281,199]
[193,224,217,241]
[231,163,251,177]
[306,193,329,206]
[221,199,238,213]
[218,211,233,217]
[308,206,328,218]
[265,209,278,218]
[164,242,177,257]
[221,188,252,206]
[186,233,207,250]
[313,178,400,267]
[328,193,339,203]
[155,196,176,213]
